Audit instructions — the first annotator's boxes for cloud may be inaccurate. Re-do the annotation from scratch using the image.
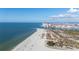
[49,14,75,18]
[67,8,79,13]
[49,8,79,18]
[49,14,66,18]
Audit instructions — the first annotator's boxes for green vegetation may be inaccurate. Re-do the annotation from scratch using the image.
[64,30,79,35]
[46,30,79,49]
[47,41,55,46]
[47,38,79,49]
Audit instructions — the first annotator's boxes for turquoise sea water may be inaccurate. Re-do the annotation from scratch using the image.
[0,22,42,51]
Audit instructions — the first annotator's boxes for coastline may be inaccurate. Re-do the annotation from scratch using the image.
[12,28,57,51]
[12,28,79,51]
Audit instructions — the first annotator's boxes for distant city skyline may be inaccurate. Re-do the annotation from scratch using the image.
[0,8,79,22]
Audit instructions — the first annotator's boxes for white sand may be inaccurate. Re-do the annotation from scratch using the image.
[12,28,56,51]
[12,28,79,51]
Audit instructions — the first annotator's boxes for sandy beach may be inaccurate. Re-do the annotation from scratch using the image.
[12,28,57,51]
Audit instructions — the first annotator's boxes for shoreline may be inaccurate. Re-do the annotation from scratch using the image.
[12,28,79,51]
[12,28,57,51]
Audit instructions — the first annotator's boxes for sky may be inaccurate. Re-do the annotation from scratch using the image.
[0,8,79,22]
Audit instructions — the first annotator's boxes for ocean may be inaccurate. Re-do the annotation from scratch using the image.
[0,22,42,51]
